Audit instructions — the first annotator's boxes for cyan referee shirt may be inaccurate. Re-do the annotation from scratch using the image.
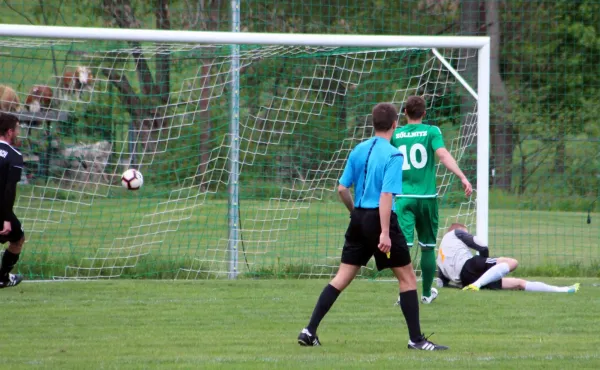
[339,136,404,208]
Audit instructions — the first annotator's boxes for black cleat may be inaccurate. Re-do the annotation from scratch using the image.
[408,333,449,351]
[297,328,321,347]
[0,274,23,289]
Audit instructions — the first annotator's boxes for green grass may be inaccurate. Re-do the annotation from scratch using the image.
[1,279,599,369]
[12,191,600,279]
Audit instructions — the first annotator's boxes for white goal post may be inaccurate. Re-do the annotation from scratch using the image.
[0,24,489,279]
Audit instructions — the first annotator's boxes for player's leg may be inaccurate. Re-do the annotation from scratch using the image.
[396,197,416,247]
[414,198,439,303]
[390,264,447,350]
[299,211,369,347]
[395,197,415,304]
[470,276,580,293]
[469,256,517,290]
[0,218,25,288]
[462,256,513,291]
[496,257,518,271]
[298,262,361,346]
[500,277,580,293]
[501,277,580,293]
[392,265,420,338]
[378,213,447,351]
[500,277,527,290]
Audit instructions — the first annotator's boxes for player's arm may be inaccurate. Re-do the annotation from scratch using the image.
[435,148,472,196]
[435,148,466,181]
[431,126,472,196]
[379,153,404,252]
[378,192,393,235]
[337,185,354,213]
[437,270,463,289]
[338,152,355,213]
[437,269,451,287]
[454,229,489,258]
[0,164,21,222]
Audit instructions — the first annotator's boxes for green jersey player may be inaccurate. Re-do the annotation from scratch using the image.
[390,96,472,304]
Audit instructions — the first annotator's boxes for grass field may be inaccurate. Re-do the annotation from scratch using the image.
[1,279,599,369]
[13,192,600,279]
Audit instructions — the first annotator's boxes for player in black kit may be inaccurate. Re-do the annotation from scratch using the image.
[0,112,24,288]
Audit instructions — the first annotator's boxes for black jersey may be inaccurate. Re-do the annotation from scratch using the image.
[0,140,23,222]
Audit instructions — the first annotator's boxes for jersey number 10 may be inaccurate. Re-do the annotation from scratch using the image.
[397,144,428,170]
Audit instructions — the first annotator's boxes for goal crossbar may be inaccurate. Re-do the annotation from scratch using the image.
[0,24,490,49]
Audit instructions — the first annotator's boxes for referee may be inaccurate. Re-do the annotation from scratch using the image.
[0,112,25,288]
[297,103,448,350]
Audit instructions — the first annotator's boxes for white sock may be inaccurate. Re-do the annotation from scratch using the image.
[524,281,570,293]
[472,262,510,288]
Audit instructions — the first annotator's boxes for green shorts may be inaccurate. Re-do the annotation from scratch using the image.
[395,197,439,248]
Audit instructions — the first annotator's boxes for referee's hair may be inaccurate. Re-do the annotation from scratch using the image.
[447,223,468,233]
[371,103,398,132]
[0,112,19,136]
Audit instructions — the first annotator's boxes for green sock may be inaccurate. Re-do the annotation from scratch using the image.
[420,248,436,297]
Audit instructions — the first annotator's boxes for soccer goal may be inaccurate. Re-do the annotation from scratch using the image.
[0,24,489,280]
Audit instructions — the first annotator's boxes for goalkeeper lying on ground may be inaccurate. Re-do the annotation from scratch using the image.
[436,223,580,293]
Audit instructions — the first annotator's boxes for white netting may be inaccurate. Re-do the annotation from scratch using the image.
[0,38,479,279]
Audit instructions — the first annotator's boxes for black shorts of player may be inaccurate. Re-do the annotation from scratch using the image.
[341,208,411,270]
[460,255,502,290]
[0,216,25,244]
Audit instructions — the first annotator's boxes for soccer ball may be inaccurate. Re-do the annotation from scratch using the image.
[121,169,143,190]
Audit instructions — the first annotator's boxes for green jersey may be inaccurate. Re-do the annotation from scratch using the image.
[390,123,445,197]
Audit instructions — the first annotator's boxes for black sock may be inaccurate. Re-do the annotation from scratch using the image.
[399,290,422,342]
[307,284,341,334]
[0,250,19,281]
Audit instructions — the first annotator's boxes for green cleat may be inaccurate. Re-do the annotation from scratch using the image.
[568,283,580,294]
[462,284,479,291]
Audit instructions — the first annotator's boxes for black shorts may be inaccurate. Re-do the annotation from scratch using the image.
[341,208,411,271]
[460,256,502,290]
[0,216,24,244]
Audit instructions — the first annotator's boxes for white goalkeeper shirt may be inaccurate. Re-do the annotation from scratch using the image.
[436,229,489,284]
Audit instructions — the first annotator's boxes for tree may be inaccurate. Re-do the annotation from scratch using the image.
[458,0,482,182]
[99,0,174,162]
[102,0,171,106]
[177,0,227,181]
[486,0,514,190]
[502,0,600,195]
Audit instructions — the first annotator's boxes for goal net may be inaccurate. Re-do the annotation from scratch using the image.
[0,27,489,280]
